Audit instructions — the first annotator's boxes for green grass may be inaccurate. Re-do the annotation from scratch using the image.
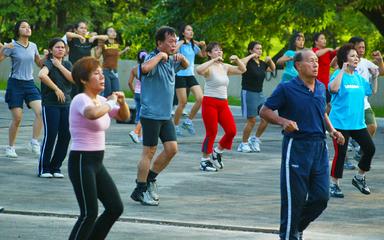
[372,106,384,118]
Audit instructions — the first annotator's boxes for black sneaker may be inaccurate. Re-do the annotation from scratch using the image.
[330,183,344,198]
[211,150,224,169]
[298,231,303,240]
[130,188,159,206]
[352,176,371,195]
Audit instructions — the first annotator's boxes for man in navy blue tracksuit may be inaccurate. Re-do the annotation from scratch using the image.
[260,49,344,240]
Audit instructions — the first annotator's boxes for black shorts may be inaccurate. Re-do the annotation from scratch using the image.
[141,117,177,146]
[175,75,199,89]
[326,89,331,104]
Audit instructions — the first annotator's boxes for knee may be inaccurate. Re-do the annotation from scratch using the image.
[106,202,124,219]
[177,98,188,108]
[12,116,22,126]
[165,145,178,158]
[195,95,202,105]
[247,117,257,125]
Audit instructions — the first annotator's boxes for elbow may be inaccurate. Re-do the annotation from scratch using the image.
[196,68,204,75]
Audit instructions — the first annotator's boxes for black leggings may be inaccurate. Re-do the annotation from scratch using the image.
[68,151,123,240]
[331,128,375,179]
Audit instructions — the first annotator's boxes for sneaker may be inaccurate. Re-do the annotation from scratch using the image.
[330,183,344,198]
[237,142,252,153]
[129,130,140,143]
[175,125,184,137]
[248,136,261,152]
[347,141,353,152]
[28,141,41,155]
[352,176,371,195]
[199,160,217,172]
[147,180,159,201]
[298,232,303,240]
[344,159,356,170]
[182,110,189,116]
[5,146,18,158]
[131,189,159,206]
[182,119,196,135]
[39,172,53,178]
[53,172,64,178]
[211,150,224,169]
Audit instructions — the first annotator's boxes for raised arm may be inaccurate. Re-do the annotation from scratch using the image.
[51,59,74,84]
[194,40,207,58]
[89,35,109,43]
[265,56,276,72]
[240,53,257,65]
[372,51,384,76]
[119,46,130,56]
[329,65,347,93]
[315,48,333,57]
[66,32,85,42]
[276,55,292,66]
[227,55,246,75]
[141,52,168,74]
[196,57,221,76]
[38,66,66,103]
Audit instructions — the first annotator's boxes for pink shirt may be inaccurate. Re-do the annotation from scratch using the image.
[69,93,118,151]
[134,77,141,94]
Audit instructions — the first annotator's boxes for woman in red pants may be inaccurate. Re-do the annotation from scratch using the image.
[196,42,246,172]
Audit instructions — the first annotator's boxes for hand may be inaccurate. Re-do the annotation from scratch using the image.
[113,91,126,105]
[55,89,65,103]
[158,52,168,61]
[3,42,14,49]
[265,56,272,63]
[107,93,118,102]
[51,58,62,68]
[213,56,224,63]
[372,51,383,63]
[79,35,86,43]
[341,62,349,71]
[330,131,345,145]
[369,67,379,77]
[229,55,239,63]
[123,46,130,52]
[282,119,299,133]
[198,41,206,47]
[174,53,185,62]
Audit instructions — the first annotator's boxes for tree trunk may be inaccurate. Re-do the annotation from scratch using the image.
[360,8,384,38]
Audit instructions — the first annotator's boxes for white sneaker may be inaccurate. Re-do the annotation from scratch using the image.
[39,173,53,178]
[29,141,41,155]
[147,181,159,201]
[53,172,64,178]
[237,142,252,153]
[5,146,18,158]
[248,136,261,152]
[129,130,140,143]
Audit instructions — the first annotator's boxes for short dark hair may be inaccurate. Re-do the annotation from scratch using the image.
[155,26,176,46]
[74,21,87,30]
[72,57,100,93]
[247,41,261,55]
[14,20,29,39]
[288,31,304,50]
[178,24,195,51]
[349,36,365,45]
[336,43,355,69]
[312,32,324,47]
[47,38,66,59]
[206,42,222,59]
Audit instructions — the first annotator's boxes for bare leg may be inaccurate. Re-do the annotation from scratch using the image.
[28,100,43,140]
[137,146,157,182]
[9,108,23,146]
[174,89,187,126]
[242,117,256,142]
[188,85,203,120]
[255,118,268,138]
[151,141,178,173]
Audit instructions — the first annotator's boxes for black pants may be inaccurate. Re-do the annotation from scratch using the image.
[68,151,123,240]
[331,128,375,179]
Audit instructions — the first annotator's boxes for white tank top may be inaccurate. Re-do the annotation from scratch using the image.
[204,64,229,99]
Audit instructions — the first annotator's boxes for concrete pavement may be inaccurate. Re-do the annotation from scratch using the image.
[0,100,383,240]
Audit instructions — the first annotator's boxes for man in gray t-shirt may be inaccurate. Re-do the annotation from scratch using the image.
[131,26,189,206]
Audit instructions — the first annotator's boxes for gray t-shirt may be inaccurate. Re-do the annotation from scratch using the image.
[3,41,39,80]
[140,50,182,120]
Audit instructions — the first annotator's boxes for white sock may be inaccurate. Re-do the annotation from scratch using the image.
[214,147,223,154]
[355,173,365,180]
[331,179,339,185]
[31,139,39,144]
[201,157,210,162]
[7,145,15,149]
[255,137,261,142]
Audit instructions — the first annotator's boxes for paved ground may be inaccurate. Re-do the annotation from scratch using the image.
[0,100,383,240]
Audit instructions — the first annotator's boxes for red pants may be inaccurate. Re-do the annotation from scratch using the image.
[201,96,237,154]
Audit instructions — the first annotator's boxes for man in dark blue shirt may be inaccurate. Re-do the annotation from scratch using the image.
[260,49,344,240]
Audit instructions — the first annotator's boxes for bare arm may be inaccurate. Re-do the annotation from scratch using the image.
[83,94,119,120]
[38,66,66,103]
[196,57,221,76]
[330,56,338,69]
[34,54,45,68]
[51,59,74,84]
[227,55,246,75]
[141,52,168,74]
[240,53,257,65]
[265,56,276,72]
[259,105,299,132]
[66,32,85,42]
[324,113,345,145]
[89,35,109,43]
[194,40,207,58]
[114,92,130,121]
[276,55,292,66]
[174,53,189,69]
[329,63,348,93]
[315,48,333,57]
[119,46,130,56]
[128,66,137,93]
[372,51,384,76]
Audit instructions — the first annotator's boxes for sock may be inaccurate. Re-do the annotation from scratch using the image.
[31,138,39,144]
[331,179,339,185]
[201,157,210,162]
[355,173,365,180]
[136,181,147,192]
[214,146,223,154]
[7,145,15,149]
[147,170,158,183]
